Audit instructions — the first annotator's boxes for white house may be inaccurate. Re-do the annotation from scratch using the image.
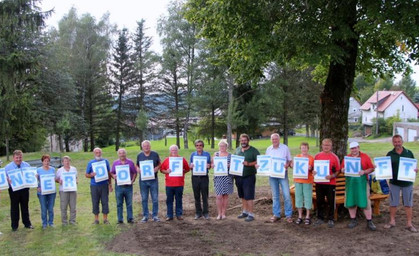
[348,97,362,123]
[360,91,418,135]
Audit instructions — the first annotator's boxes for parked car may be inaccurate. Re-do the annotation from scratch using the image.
[279,129,295,136]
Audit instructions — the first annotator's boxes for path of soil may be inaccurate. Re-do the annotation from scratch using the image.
[107,186,419,255]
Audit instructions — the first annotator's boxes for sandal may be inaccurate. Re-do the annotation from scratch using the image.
[304,218,311,225]
[270,216,280,223]
[406,226,418,233]
[384,223,396,229]
[295,218,303,225]
[286,217,293,223]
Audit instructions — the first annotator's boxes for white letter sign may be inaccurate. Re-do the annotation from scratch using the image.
[92,161,109,183]
[257,155,271,176]
[213,156,228,176]
[116,165,131,185]
[40,174,56,195]
[0,168,9,190]
[293,157,309,179]
[229,155,244,176]
[8,169,25,191]
[270,157,287,178]
[22,167,38,188]
[193,156,208,176]
[62,171,77,192]
[140,160,155,181]
[374,157,392,180]
[344,157,361,177]
[169,157,184,177]
[314,160,330,182]
[397,157,417,182]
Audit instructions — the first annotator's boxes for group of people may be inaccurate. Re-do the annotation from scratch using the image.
[3,134,418,233]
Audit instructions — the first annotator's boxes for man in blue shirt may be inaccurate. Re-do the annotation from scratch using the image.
[85,148,112,224]
[5,150,34,231]
[190,139,211,219]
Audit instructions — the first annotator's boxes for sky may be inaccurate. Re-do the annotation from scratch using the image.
[40,0,169,52]
[39,0,419,86]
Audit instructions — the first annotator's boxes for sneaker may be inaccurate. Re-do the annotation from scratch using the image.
[128,219,136,224]
[165,217,173,221]
[194,215,202,220]
[25,225,35,229]
[103,219,110,225]
[367,220,377,231]
[237,212,249,219]
[176,216,184,221]
[328,220,335,228]
[153,217,161,222]
[141,217,148,223]
[12,228,17,232]
[92,220,99,225]
[348,218,357,229]
[42,225,47,230]
[314,219,324,226]
[204,214,210,220]
[117,220,124,224]
[245,215,255,222]
[49,224,55,228]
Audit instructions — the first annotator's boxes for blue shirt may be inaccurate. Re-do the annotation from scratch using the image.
[86,158,111,186]
[37,167,56,195]
[190,151,211,176]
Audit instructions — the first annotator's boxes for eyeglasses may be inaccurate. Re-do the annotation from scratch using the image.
[195,144,204,147]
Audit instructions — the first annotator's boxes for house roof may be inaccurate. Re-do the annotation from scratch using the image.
[360,91,417,112]
[416,104,419,118]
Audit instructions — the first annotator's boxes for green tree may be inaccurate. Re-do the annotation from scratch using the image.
[110,28,135,151]
[186,0,419,158]
[132,19,158,145]
[395,74,417,99]
[0,0,51,158]
[57,8,114,151]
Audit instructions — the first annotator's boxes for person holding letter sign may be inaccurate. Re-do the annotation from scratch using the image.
[384,135,418,232]
[111,148,137,224]
[313,138,340,228]
[160,145,190,221]
[85,148,112,224]
[36,154,57,229]
[264,133,293,223]
[5,150,34,231]
[235,134,260,222]
[55,156,78,225]
[190,139,211,220]
[294,142,314,225]
[136,140,161,222]
[341,142,376,231]
[212,140,234,220]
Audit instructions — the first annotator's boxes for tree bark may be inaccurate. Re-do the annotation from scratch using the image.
[226,78,234,150]
[320,1,358,160]
[211,104,215,149]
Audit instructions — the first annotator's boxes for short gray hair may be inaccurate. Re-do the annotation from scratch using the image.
[169,144,179,151]
[62,155,71,161]
[118,148,127,154]
[141,140,151,147]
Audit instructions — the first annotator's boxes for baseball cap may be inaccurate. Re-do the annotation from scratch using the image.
[349,141,359,148]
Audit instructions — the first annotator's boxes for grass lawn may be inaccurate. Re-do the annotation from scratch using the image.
[0,136,418,255]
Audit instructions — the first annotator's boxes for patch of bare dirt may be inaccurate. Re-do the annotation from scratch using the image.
[107,186,419,255]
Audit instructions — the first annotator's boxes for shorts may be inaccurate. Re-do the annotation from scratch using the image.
[295,182,313,209]
[389,183,413,207]
[235,174,256,200]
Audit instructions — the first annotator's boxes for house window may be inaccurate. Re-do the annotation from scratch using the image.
[402,105,404,112]
[365,117,367,121]
[353,108,356,112]
[354,118,358,122]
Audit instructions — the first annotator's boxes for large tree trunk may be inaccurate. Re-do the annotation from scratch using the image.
[5,137,9,161]
[226,80,234,150]
[211,104,215,149]
[115,89,123,151]
[320,1,358,160]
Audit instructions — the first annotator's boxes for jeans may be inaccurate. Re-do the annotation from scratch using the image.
[192,176,209,216]
[269,175,292,218]
[166,186,183,218]
[38,193,56,227]
[115,185,133,222]
[140,179,159,218]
